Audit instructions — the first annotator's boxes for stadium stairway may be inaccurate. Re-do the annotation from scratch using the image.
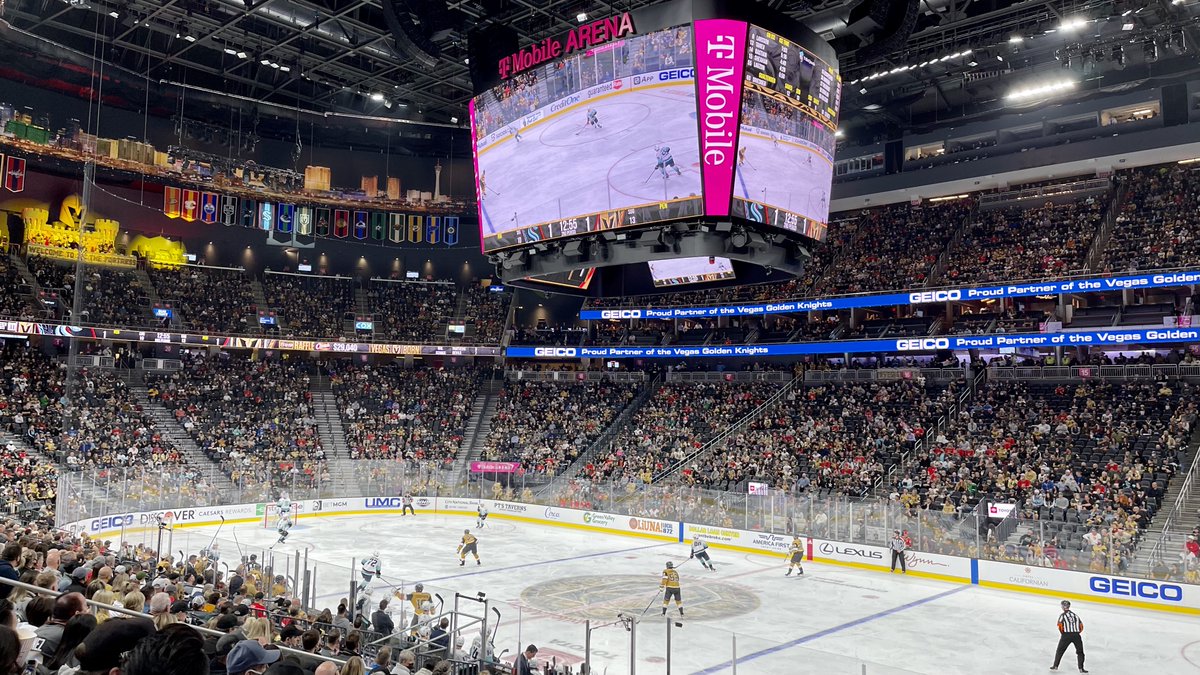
[248,277,268,332]
[309,381,354,494]
[453,377,504,478]
[131,267,162,308]
[129,384,238,495]
[1128,431,1200,576]
[540,373,662,491]
[9,255,39,299]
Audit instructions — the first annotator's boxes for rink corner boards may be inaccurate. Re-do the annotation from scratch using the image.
[63,497,1200,617]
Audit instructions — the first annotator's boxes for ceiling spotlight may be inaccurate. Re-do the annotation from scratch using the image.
[236,51,247,59]
[1006,79,1075,102]
[577,12,587,22]
[260,57,272,65]
[224,47,237,55]
[1060,17,1087,32]
[450,116,459,124]
[279,65,290,72]
[1008,35,1024,44]
[108,10,119,17]
[835,129,844,138]
[370,92,385,101]
[1122,21,1135,31]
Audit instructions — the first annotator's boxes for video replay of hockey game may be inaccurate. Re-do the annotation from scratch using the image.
[731,24,841,242]
[648,256,735,287]
[471,24,703,253]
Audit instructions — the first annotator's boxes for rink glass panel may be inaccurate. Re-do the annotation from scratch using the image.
[54,463,1179,585]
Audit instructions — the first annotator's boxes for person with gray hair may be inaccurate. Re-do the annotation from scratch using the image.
[391,649,416,675]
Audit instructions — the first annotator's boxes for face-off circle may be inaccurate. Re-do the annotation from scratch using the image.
[520,574,760,621]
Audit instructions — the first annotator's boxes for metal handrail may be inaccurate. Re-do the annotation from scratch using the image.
[1148,434,1200,564]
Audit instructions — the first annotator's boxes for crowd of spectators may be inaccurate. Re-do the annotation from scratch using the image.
[459,285,509,344]
[149,267,258,335]
[262,275,356,339]
[945,197,1102,284]
[329,364,484,466]
[580,382,779,482]
[481,379,641,475]
[0,516,497,675]
[365,281,455,343]
[146,353,327,490]
[676,379,959,496]
[894,379,1193,572]
[1103,164,1200,271]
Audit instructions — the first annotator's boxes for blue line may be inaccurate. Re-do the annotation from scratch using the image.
[971,558,979,585]
[312,542,673,602]
[480,199,495,234]
[736,167,749,199]
[690,586,970,675]
[678,522,684,543]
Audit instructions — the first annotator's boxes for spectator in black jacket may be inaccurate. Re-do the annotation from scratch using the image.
[370,599,394,637]
[0,543,20,600]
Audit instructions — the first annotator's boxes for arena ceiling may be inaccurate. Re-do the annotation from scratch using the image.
[0,0,1197,135]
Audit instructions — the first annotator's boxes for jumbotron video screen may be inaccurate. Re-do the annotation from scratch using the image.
[731,25,841,242]
[471,23,703,253]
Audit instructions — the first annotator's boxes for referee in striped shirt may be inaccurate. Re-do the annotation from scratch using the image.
[1050,600,1087,673]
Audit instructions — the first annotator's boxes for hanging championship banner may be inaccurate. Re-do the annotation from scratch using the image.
[295,206,313,235]
[200,192,219,224]
[3,156,25,193]
[240,198,257,229]
[407,214,424,243]
[444,216,460,246]
[353,211,368,240]
[388,213,405,243]
[333,209,350,238]
[259,202,274,231]
[220,195,238,226]
[315,208,331,237]
[181,189,200,222]
[163,186,182,219]
[277,203,295,233]
[425,216,441,244]
[370,212,387,241]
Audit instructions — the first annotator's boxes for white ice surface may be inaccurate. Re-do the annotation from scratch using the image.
[477,85,702,236]
[734,132,833,226]
[176,513,1200,675]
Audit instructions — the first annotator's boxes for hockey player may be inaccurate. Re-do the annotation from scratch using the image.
[458,529,481,566]
[478,172,488,201]
[508,125,523,142]
[690,537,715,571]
[786,536,805,576]
[655,145,683,179]
[401,493,416,516]
[476,504,489,529]
[586,108,602,129]
[271,513,293,548]
[397,583,433,633]
[358,551,382,593]
[660,561,683,616]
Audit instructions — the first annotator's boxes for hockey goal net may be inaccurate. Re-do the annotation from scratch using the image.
[262,502,302,529]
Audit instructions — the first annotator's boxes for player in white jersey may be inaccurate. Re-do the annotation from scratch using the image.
[690,537,715,570]
[655,145,683,179]
[476,504,489,529]
[358,551,382,593]
[586,108,602,129]
[508,125,523,142]
[271,514,293,548]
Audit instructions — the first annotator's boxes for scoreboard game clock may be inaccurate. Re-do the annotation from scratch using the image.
[468,0,840,296]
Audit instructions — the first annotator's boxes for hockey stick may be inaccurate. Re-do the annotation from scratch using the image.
[637,589,663,617]
[231,526,246,563]
[643,166,662,184]
[205,516,225,554]
[434,593,445,615]
[490,606,501,645]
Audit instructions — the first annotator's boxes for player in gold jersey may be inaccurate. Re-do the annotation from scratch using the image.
[458,529,481,566]
[396,582,433,634]
[660,561,683,616]
[786,536,805,577]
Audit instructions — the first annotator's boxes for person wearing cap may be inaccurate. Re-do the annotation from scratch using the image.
[1051,600,1087,672]
[211,613,245,661]
[74,616,155,675]
[226,639,281,675]
[515,644,538,675]
[66,565,91,595]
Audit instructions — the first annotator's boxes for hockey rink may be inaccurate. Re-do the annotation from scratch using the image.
[171,512,1200,675]
[734,131,833,225]
[476,84,703,237]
